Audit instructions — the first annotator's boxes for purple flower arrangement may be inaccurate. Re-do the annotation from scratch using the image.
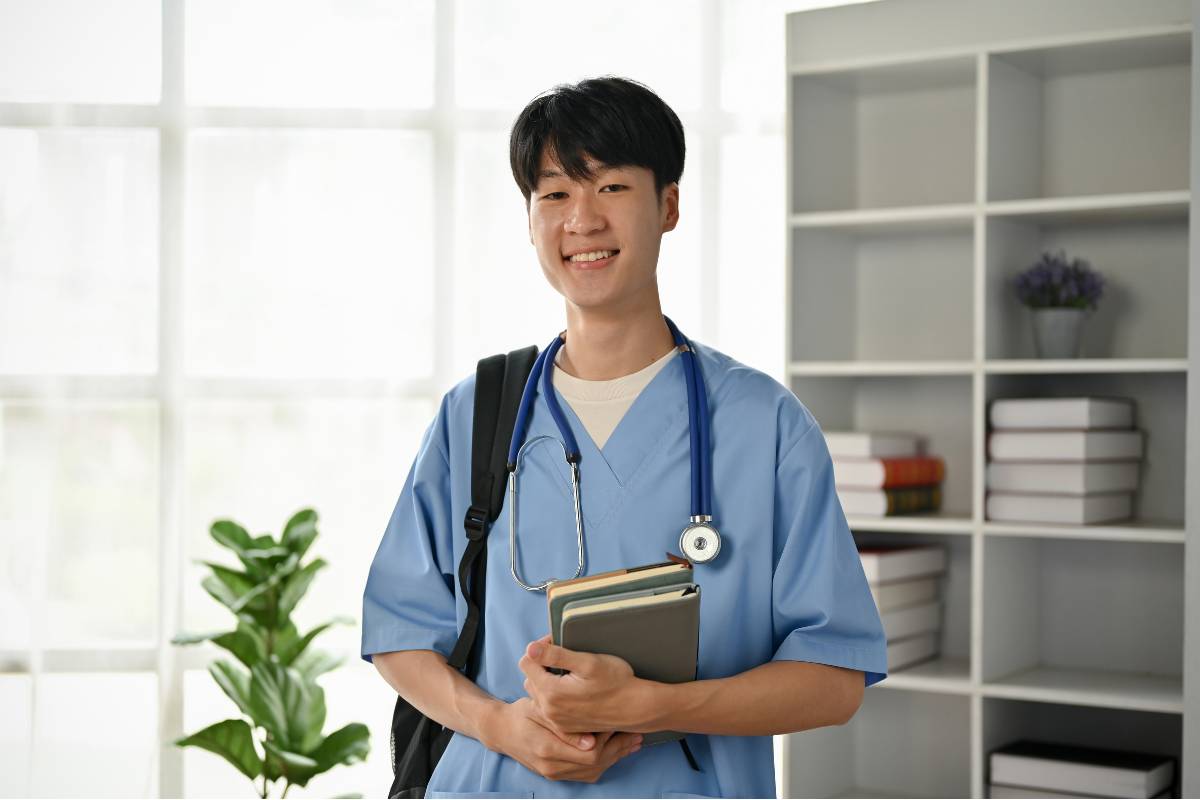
[1014,249,1105,310]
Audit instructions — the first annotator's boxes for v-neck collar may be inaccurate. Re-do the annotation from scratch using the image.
[522,348,691,530]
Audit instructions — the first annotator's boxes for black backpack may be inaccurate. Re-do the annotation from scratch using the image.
[387,345,539,799]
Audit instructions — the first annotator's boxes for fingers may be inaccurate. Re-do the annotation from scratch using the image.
[598,731,643,763]
[526,637,590,676]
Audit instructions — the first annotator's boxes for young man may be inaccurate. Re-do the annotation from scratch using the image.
[362,76,888,796]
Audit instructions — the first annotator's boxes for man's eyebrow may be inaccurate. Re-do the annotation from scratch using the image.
[537,168,565,181]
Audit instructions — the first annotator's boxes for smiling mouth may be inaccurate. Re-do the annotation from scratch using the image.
[564,249,620,269]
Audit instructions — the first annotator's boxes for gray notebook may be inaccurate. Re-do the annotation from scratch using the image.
[559,584,700,746]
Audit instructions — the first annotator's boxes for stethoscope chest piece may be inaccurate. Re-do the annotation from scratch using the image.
[679,521,721,564]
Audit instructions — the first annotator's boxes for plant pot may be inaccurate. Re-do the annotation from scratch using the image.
[1032,307,1086,358]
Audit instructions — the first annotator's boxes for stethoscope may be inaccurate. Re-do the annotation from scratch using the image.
[505,315,720,592]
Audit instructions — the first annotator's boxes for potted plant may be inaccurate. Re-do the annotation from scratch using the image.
[1014,249,1105,358]
[172,508,369,798]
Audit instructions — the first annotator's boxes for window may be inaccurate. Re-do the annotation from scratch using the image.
[0,0,787,795]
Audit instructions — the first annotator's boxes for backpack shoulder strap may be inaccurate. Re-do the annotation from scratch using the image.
[447,345,538,674]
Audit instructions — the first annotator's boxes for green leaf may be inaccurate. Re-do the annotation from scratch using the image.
[302,679,327,754]
[201,561,256,595]
[175,719,262,781]
[209,520,254,555]
[209,659,255,719]
[277,617,354,665]
[249,661,323,752]
[201,575,273,627]
[276,558,327,622]
[171,629,226,646]
[262,739,320,787]
[311,723,370,772]
[243,545,290,561]
[292,648,345,682]
[281,509,319,560]
[209,629,262,668]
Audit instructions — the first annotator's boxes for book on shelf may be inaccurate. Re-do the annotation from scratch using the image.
[857,544,946,584]
[838,486,941,516]
[989,397,1135,430]
[986,462,1140,494]
[989,739,1176,799]
[987,783,1173,799]
[832,455,945,489]
[823,430,924,459]
[986,492,1133,525]
[988,430,1144,462]
[886,632,938,671]
[879,600,940,641]
[869,575,938,612]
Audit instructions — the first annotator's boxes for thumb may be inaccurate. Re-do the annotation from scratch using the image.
[528,638,588,675]
[575,732,595,750]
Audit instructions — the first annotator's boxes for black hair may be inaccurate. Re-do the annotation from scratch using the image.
[509,75,686,207]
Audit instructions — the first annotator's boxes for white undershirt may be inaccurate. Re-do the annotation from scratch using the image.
[552,345,679,450]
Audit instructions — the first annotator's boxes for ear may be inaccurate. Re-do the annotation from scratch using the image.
[660,183,680,233]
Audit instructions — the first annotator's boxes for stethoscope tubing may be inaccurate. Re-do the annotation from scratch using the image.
[505,316,714,590]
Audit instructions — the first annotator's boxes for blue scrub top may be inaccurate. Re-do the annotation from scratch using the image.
[362,340,888,798]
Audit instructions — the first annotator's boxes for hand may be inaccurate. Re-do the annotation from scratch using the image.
[518,635,651,736]
[485,697,642,783]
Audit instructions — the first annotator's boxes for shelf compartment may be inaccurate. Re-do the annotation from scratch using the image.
[786,689,972,798]
[984,215,1188,361]
[793,374,974,517]
[985,371,1186,524]
[982,698,1182,797]
[790,203,975,234]
[848,513,973,535]
[986,31,1191,202]
[854,530,972,685]
[986,190,1189,225]
[984,520,1184,545]
[790,361,974,377]
[983,665,1182,713]
[877,656,972,695]
[981,536,1183,707]
[791,56,976,213]
[791,227,974,362]
[985,358,1187,374]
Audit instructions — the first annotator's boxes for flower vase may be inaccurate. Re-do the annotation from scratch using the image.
[1032,308,1086,358]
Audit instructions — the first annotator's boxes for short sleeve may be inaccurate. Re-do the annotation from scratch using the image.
[360,397,459,664]
[770,420,889,687]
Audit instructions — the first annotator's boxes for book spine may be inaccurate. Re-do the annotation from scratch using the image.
[884,487,942,515]
[881,457,945,488]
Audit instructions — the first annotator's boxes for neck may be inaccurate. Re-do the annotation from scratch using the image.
[557,295,676,381]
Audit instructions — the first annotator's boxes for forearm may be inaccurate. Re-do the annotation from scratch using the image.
[372,649,505,748]
[636,660,863,737]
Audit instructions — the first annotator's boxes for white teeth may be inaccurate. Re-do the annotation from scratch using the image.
[567,250,616,262]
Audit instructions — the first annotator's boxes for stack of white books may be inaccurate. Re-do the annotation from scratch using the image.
[986,397,1142,525]
[825,431,945,517]
[857,543,947,671]
[989,739,1175,798]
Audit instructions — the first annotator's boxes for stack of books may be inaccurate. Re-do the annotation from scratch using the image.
[825,431,946,517]
[545,558,699,745]
[989,739,1176,798]
[986,397,1142,525]
[857,543,946,671]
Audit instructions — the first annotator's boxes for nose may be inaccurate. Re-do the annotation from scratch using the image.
[564,191,605,236]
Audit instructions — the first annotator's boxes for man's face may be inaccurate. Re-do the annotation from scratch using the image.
[528,149,679,314]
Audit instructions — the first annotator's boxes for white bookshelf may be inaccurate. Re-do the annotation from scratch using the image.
[783,1,1193,797]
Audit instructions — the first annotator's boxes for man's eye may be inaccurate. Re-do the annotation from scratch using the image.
[600,184,625,192]
[544,191,566,200]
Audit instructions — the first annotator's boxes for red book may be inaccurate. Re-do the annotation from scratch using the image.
[832,456,945,489]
